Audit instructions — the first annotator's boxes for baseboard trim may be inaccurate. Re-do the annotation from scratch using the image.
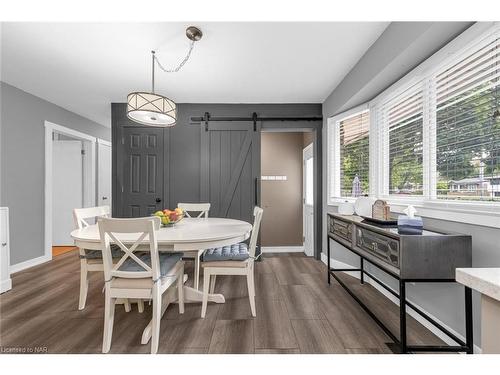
[10,254,51,274]
[261,246,304,253]
[0,278,12,293]
[320,252,482,354]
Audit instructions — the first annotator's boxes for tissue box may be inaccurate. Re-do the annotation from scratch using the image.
[397,215,423,235]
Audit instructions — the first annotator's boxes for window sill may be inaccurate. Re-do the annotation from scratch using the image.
[327,198,500,229]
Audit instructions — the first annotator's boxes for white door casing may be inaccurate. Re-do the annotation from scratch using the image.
[97,139,112,208]
[303,143,314,257]
[44,121,96,262]
[52,140,83,246]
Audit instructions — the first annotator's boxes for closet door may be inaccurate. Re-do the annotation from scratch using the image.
[118,127,164,217]
[200,121,261,224]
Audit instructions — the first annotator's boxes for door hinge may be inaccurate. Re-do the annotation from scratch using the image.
[302,236,305,242]
[121,186,124,193]
[252,112,257,132]
[121,137,125,145]
[81,149,86,155]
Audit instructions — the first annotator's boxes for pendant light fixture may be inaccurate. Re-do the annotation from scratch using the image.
[127,26,203,127]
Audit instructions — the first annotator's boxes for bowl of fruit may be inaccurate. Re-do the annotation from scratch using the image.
[153,208,184,227]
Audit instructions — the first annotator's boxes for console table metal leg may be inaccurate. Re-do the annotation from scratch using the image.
[399,279,407,353]
[360,258,364,284]
[465,286,473,354]
[327,236,331,285]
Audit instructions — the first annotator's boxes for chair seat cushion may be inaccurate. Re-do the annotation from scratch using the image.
[111,252,183,290]
[81,244,123,259]
[118,252,184,277]
[202,259,249,268]
[202,242,249,262]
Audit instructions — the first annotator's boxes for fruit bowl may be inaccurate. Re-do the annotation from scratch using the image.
[153,208,184,227]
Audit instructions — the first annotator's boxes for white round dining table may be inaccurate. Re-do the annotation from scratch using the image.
[71,217,252,344]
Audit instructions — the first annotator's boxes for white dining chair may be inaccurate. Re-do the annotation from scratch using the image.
[177,202,211,218]
[200,206,263,318]
[98,216,185,354]
[73,206,139,312]
[176,202,211,290]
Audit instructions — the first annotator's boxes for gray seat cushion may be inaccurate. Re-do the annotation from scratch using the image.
[203,242,249,262]
[81,244,124,259]
[118,252,183,277]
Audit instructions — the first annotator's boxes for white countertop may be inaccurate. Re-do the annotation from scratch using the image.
[456,268,500,301]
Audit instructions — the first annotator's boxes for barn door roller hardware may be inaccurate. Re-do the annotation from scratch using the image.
[192,112,323,131]
[203,112,210,131]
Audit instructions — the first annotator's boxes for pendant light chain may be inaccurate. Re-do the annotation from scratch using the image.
[153,40,196,73]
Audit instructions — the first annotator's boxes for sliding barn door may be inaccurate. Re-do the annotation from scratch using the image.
[201,121,261,224]
[118,127,164,217]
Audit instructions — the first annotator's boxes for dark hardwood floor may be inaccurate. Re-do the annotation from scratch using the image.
[0,251,443,354]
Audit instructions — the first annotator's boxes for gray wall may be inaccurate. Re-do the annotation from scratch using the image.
[322,22,496,349]
[0,82,110,265]
[261,132,304,246]
[112,103,322,212]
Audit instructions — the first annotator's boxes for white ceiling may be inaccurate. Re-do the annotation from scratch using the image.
[1,22,388,127]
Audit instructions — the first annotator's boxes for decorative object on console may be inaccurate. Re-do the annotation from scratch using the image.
[371,199,391,221]
[354,196,375,217]
[397,205,423,235]
[338,201,355,215]
[351,175,362,197]
[127,26,203,127]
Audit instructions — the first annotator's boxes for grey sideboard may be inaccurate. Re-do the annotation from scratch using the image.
[327,213,473,354]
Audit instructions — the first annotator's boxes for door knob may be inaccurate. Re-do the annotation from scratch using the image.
[102,196,108,200]
[156,198,162,203]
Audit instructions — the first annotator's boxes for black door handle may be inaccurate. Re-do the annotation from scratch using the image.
[156,198,162,203]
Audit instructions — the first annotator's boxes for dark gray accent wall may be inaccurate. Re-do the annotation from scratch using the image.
[0,82,110,265]
[112,103,321,211]
[322,22,496,349]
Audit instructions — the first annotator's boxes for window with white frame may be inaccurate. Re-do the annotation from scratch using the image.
[435,36,500,202]
[328,24,500,207]
[329,109,370,199]
[380,84,424,196]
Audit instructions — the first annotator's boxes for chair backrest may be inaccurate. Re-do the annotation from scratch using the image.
[97,216,161,283]
[73,206,111,229]
[249,206,264,258]
[177,203,211,218]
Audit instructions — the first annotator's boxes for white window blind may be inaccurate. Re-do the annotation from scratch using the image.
[435,34,500,201]
[338,111,370,197]
[380,83,424,196]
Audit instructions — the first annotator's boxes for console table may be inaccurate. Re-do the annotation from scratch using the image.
[327,213,473,354]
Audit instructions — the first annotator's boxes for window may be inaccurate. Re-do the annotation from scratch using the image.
[435,36,500,202]
[329,109,370,200]
[381,85,424,196]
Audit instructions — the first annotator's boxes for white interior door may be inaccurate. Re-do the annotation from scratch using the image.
[97,141,112,208]
[303,144,314,256]
[52,140,83,246]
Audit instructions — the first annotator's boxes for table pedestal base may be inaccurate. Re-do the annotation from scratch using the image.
[140,275,225,345]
